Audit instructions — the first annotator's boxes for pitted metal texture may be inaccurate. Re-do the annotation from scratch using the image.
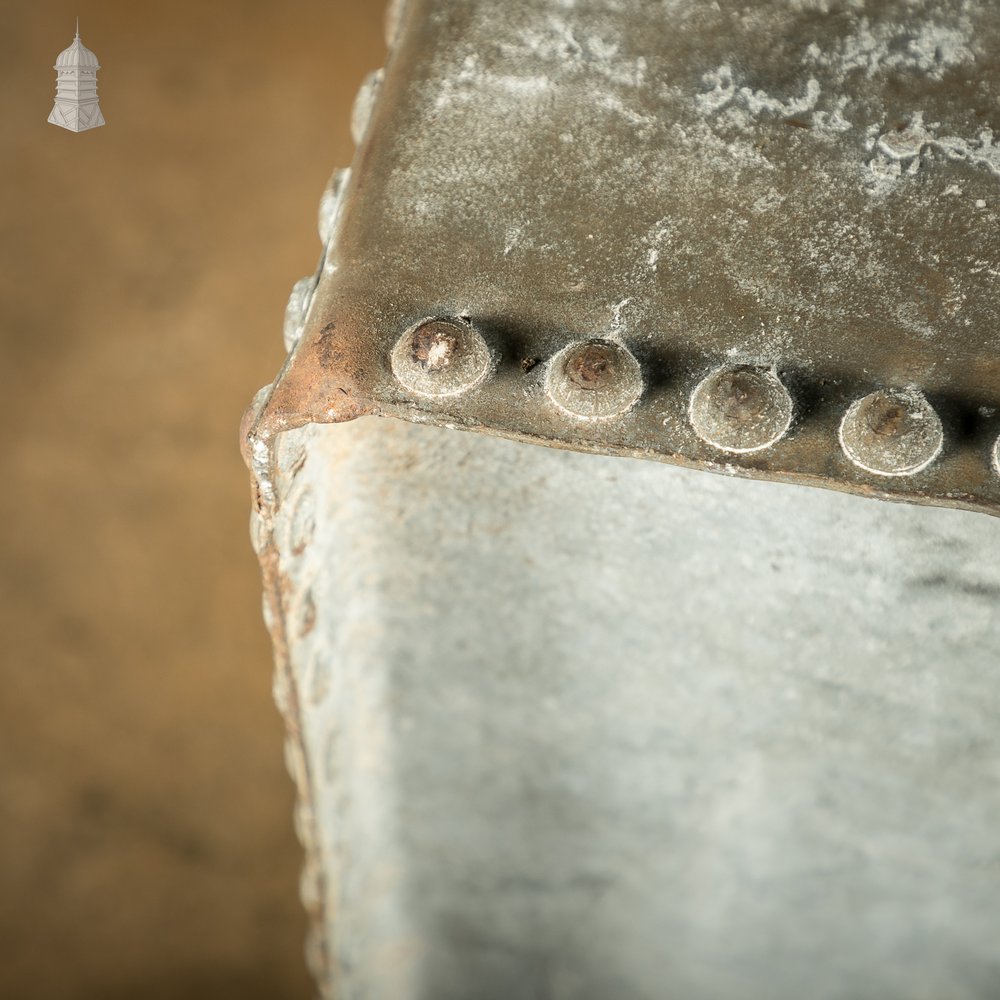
[249,0,1000,518]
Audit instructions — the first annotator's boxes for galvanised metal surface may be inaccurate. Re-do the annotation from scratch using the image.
[254,418,1000,999]
[247,0,1000,517]
[242,1,1000,996]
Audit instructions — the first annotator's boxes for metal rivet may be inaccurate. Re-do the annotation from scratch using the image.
[283,276,314,352]
[317,167,351,245]
[545,339,643,419]
[390,317,493,398]
[350,69,383,145]
[839,388,943,476]
[689,365,793,453]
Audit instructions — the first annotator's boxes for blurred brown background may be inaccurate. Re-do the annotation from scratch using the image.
[0,2,383,996]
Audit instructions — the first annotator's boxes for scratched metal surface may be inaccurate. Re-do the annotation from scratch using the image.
[251,0,1000,516]
[260,417,1000,1000]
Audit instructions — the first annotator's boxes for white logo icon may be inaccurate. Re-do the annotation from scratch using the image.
[49,19,105,132]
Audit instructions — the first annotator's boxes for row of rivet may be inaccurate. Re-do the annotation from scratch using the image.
[389,317,994,478]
